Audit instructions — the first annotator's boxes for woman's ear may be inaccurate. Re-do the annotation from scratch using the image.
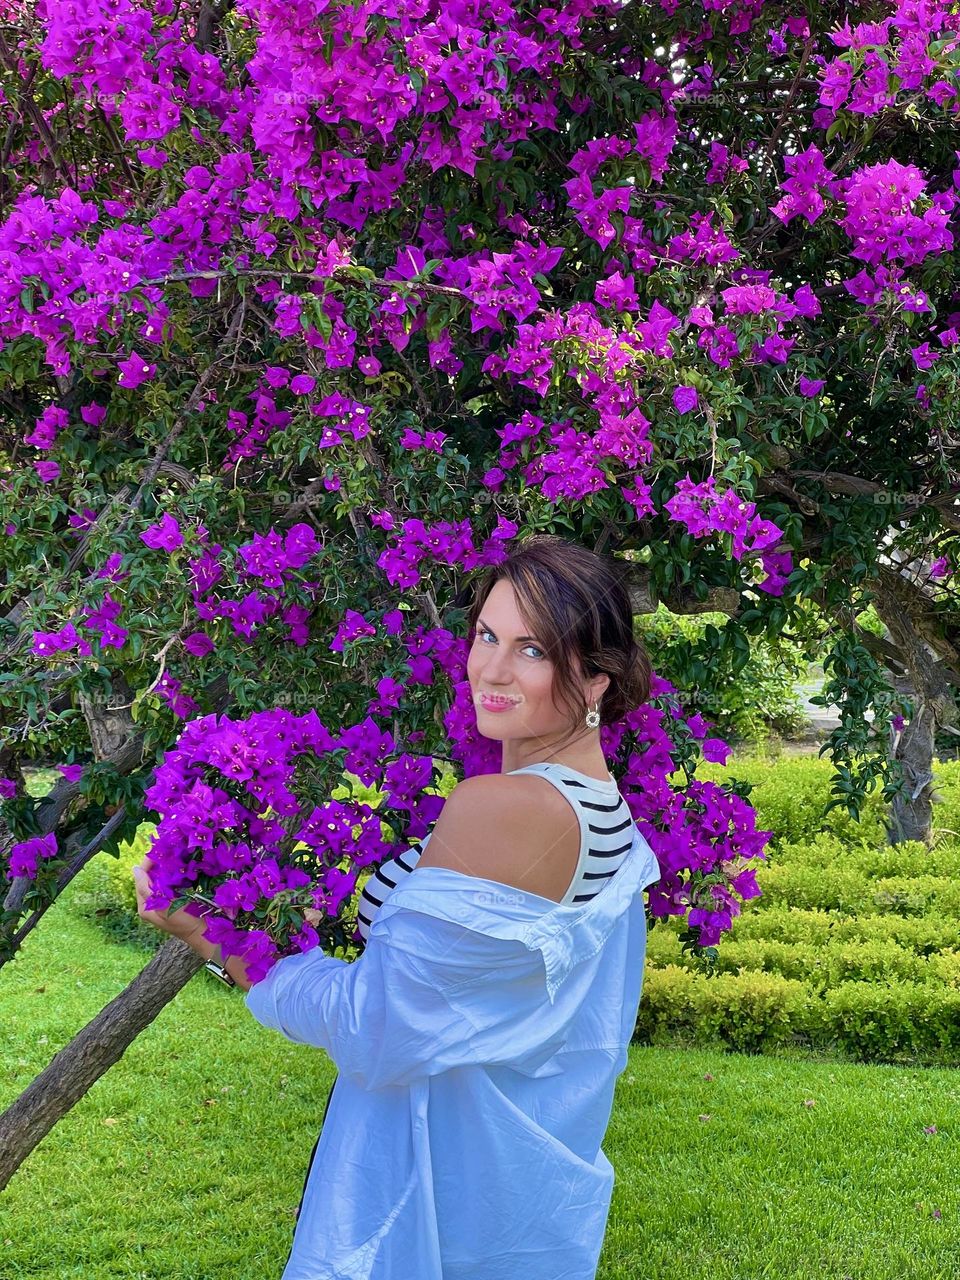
[589,674,611,705]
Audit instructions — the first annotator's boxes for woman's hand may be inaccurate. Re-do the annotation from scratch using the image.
[132,857,209,946]
[131,858,257,991]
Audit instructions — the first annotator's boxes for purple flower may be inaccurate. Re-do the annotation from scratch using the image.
[24,404,68,448]
[799,376,825,397]
[701,737,732,765]
[911,344,939,371]
[80,402,107,426]
[594,271,638,312]
[722,284,777,315]
[141,512,184,552]
[756,547,794,596]
[7,832,58,880]
[672,386,699,414]
[183,631,215,657]
[137,147,168,168]
[117,350,157,389]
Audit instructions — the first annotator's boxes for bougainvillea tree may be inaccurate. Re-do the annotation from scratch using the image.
[0,0,958,1184]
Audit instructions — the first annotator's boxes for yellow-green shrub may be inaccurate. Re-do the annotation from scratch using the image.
[731,906,958,953]
[636,965,812,1053]
[813,981,960,1062]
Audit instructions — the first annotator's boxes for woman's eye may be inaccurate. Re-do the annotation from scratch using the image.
[476,629,542,659]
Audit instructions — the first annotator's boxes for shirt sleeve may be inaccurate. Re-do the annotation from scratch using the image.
[244,906,568,1092]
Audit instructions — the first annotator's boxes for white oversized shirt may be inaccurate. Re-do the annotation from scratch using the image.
[245,819,661,1280]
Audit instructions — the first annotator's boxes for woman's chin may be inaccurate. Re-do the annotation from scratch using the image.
[476,723,509,739]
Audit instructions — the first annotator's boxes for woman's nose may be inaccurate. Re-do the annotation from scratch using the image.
[483,651,514,682]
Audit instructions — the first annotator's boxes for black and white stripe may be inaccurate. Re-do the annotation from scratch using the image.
[561,779,635,903]
[356,841,427,939]
[355,766,634,940]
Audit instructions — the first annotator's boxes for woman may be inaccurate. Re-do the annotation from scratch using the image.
[135,534,662,1280]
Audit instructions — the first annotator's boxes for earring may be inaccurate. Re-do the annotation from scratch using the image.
[585,701,601,729]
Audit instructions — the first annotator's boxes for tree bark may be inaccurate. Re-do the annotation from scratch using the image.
[0,937,205,1192]
[886,686,939,845]
[871,566,958,847]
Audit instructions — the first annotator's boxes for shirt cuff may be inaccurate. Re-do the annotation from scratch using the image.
[243,947,316,1030]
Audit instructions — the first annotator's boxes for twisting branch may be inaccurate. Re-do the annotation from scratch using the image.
[117,299,246,531]
[0,33,73,189]
[194,0,235,53]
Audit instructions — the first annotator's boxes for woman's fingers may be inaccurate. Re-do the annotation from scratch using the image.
[131,864,156,921]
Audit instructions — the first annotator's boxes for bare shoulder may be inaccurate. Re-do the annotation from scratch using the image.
[413,774,580,901]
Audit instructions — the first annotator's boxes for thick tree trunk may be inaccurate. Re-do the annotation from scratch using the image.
[872,566,958,847]
[886,689,938,845]
[0,937,204,1192]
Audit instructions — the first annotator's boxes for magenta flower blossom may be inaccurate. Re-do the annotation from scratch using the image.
[840,160,954,270]
[141,512,184,552]
[6,832,58,880]
[24,404,69,449]
[911,344,939,370]
[799,376,825,397]
[183,632,215,657]
[633,109,678,182]
[673,386,699,414]
[929,557,950,580]
[755,547,794,597]
[80,402,107,426]
[701,737,732,765]
[594,271,638,312]
[262,366,290,388]
[721,284,777,315]
[117,350,157,389]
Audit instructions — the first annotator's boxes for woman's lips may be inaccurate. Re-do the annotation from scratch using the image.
[479,694,519,712]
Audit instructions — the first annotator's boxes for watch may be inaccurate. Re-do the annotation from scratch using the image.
[204,944,237,988]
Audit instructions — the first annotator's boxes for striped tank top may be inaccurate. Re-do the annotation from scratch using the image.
[356,761,636,944]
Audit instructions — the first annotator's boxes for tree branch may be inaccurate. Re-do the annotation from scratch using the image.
[194,0,235,52]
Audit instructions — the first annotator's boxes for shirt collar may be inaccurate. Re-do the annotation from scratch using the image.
[376,826,661,1001]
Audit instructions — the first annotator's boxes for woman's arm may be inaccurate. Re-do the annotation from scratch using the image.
[132,861,255,992]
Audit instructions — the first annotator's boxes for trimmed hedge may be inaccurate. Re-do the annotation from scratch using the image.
[639,756,960,1065]
[636,967,960,1062]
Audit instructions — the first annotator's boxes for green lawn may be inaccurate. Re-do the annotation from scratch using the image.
[1,858,958,1278]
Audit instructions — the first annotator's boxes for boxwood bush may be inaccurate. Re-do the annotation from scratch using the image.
[638,757,960,1066]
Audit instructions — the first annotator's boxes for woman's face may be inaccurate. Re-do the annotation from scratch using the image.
[467,579,580,745]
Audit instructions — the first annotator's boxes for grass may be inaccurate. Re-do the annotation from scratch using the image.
[1,855,958,1278]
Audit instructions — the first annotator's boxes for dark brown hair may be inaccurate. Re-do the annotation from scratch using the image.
[463,534,652,751]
